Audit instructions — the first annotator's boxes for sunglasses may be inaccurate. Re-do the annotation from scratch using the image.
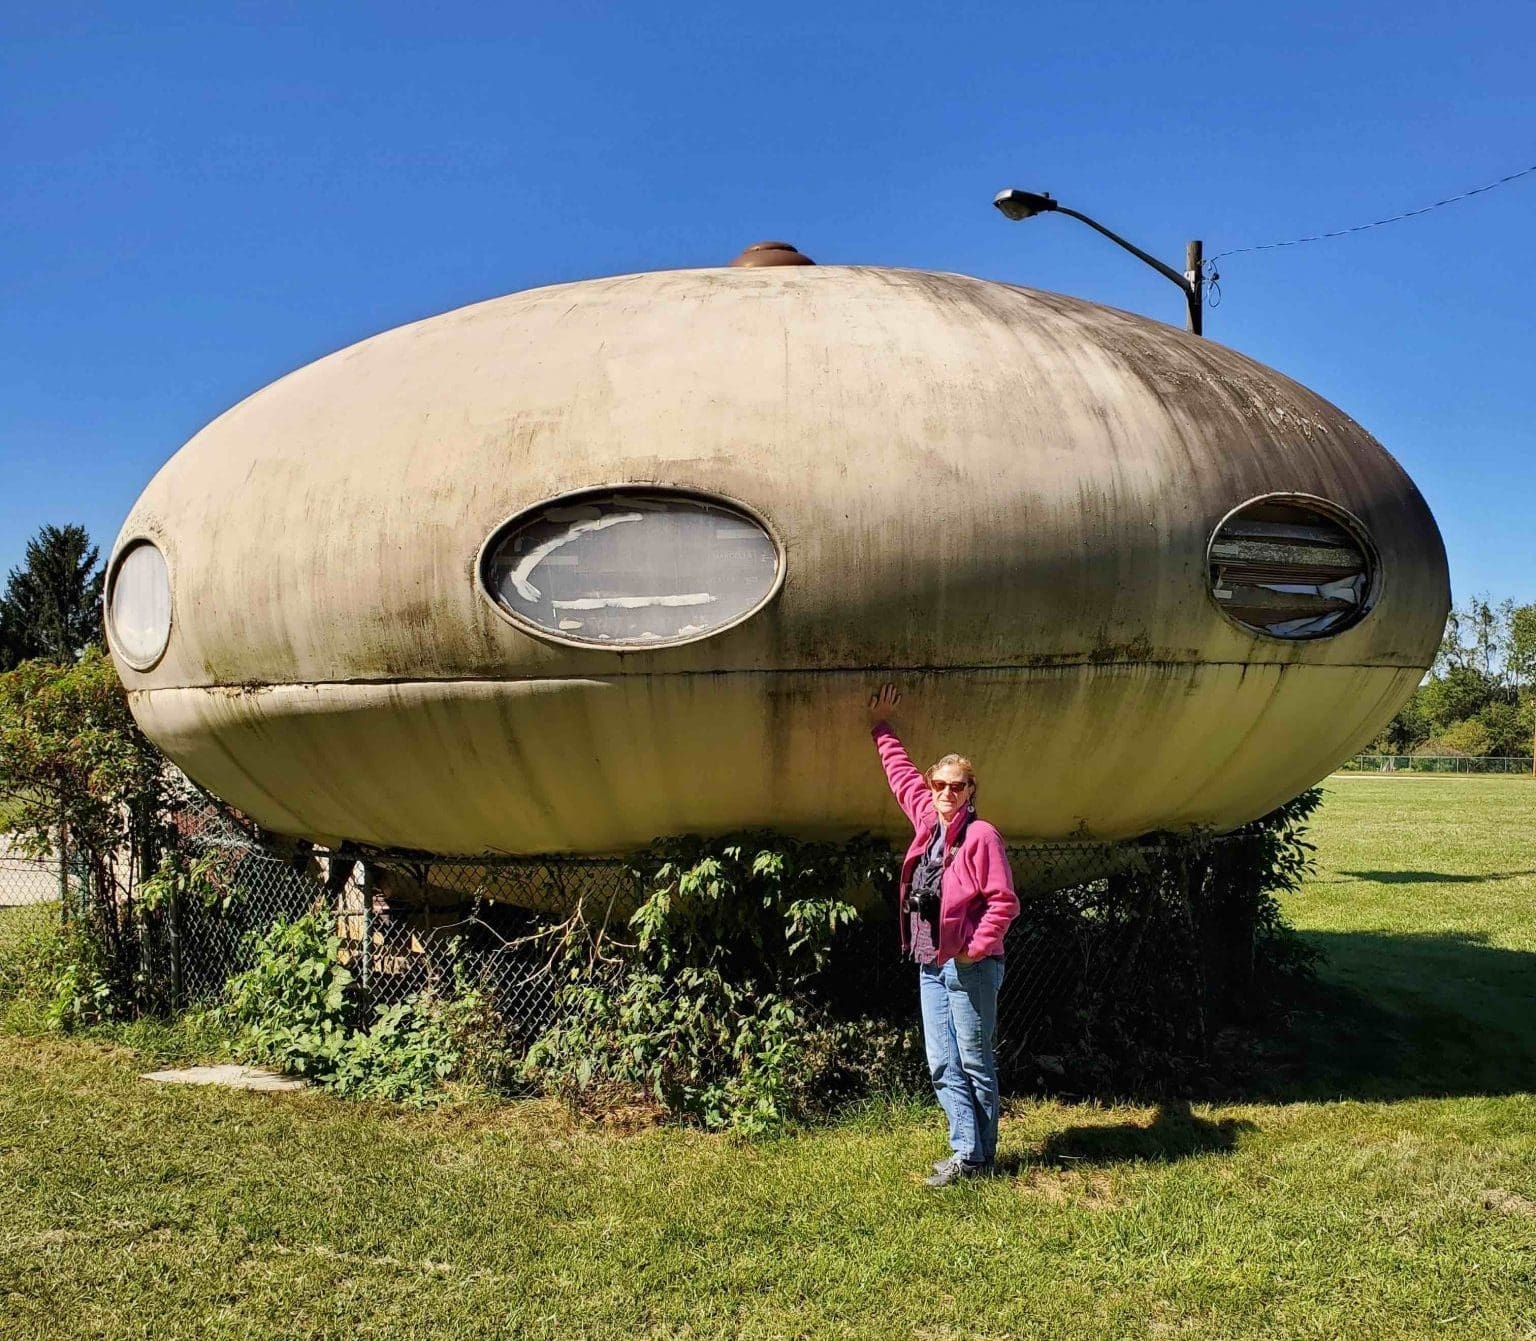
[930,779,972,794]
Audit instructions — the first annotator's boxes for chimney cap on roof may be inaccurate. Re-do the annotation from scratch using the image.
[729,241,815,268]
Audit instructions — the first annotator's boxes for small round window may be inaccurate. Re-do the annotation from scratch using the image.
[108,540,173,668]
[1208,496,1376,639]
[480,489,783,648]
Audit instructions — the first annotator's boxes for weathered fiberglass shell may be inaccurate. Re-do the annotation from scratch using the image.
[106,265,1449,854]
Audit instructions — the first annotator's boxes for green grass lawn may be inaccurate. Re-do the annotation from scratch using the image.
[1281,776,1536,1102]
[2,779,1534,1340]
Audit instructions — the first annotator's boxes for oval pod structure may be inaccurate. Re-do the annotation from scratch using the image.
[106,265,1449,854]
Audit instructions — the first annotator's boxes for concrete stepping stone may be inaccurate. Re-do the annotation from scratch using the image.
[141,1064,307,1092]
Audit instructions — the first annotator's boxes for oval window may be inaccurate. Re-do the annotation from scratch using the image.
[108,540,173,668]
[1208,496,1376,639]
[481,490,783,647]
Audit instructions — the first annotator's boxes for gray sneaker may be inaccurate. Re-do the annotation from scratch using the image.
[925,1156,990,1188]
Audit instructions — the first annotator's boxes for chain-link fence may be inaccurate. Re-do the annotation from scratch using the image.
[1342,753,1533,774]
[0,844,64,905]
[50,794,1263,1097]
[5,785,1285,1099]
[0,843,70,976]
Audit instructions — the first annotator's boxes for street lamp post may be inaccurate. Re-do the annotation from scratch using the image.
[993,189,1205,337]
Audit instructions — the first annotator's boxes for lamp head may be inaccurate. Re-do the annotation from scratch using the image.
[993,189,1058,221]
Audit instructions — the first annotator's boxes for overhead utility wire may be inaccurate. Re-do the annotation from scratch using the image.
[1206,162,1536,264]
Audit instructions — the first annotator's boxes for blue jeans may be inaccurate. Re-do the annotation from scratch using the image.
[918,956,1004,1165]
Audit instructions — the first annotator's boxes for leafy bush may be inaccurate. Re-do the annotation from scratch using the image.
[0,911,52,1004]
[524,833,917,1134]
[0,650,172,1018]
[221,912,357,1078]
[1419,664,1499,732]
[1430,719,1494,758]
[0,649,165,872]
[221,911,509,1106]
[1476,700,1529,757]
[323,998,468,1103]
[38,926,118,1031]
[526,801,1325,1124]
[1009,789,1323,1094]
[0,914,115,1030]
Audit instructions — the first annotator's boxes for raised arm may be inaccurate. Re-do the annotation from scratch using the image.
[867,684,933,828]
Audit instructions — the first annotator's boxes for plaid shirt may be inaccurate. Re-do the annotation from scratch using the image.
[907,823,945,964]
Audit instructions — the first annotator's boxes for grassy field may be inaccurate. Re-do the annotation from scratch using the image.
[2,779,1534,1340]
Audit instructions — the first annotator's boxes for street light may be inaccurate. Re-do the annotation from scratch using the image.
[993,189,1205,337]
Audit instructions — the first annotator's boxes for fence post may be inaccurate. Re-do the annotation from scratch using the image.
[168,888,183,1009]
[1180,850,1208,1060]
[56,823,69,924]
[324,844,359,990]
[360,863,373,993]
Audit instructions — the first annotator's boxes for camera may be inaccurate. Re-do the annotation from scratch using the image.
[905,885,941,921]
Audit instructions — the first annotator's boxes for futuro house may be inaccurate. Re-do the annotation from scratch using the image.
[105,244,1449,856]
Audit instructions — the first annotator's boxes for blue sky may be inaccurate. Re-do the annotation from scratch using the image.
[3,2,1532,604]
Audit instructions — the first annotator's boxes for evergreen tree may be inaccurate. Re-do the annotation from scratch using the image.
[0,524,105,669]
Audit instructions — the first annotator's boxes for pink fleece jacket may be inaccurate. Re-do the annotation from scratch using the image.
[872,722,1019,965]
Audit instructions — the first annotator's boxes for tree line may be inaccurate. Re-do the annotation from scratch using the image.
[1372,597,1536,758]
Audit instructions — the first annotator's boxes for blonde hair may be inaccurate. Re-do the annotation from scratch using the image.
[925,753,978,801]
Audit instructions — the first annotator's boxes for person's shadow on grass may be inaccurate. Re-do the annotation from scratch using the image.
[995,1101,1256,1175]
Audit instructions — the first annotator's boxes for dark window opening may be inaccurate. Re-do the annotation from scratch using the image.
[1209,497,1375,639]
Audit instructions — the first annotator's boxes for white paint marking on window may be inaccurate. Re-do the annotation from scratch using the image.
[557,619,584,630]
[508,513,643,603]
[550,593,717,612]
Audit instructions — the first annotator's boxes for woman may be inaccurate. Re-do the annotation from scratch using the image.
[867,682,1019,1186]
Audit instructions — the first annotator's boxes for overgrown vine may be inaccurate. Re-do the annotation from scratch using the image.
[523,832,922,1133]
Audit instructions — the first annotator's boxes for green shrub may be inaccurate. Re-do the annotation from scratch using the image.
[0,913,116,1032]
[0,909,54,1004]
[526,803,1323,1124]
[221,912,356,1079]
[40,927,118,1031]
[0,650,173,1020]
[221,911,510,1106]
[1431,719,1494,757]
[524,833,917,1134]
